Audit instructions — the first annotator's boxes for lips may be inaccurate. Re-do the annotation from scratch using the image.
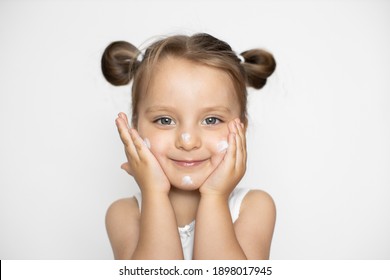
[172,159,207,167]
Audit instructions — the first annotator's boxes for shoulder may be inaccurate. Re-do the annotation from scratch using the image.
[106,196,140,217]
[105,197,140,259]
[234,189,276,259]
[241,189,276,216]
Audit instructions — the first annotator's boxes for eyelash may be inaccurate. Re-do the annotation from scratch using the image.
[154,117,176,126]
[153,116,223,126]
[201,117,222,125]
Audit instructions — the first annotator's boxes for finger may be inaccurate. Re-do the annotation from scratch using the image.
[235,119,247,165]
[116,117,139,160]
[224,121,237,166]
[236,119,247,151]
[229,119,245,173]
[119,112,131,129]
[234,129,245,172]
[129,128,148,155]
[115,117,131,146]
[121,162,134,176]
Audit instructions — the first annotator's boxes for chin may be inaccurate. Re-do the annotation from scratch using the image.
[169,175,206,191]
[171,184,201,192]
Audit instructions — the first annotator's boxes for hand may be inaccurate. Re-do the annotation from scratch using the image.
[115,112,171,194]
[199,119,247,197]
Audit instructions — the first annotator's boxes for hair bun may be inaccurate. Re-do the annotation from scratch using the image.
[241,49,276,89]
[101,41,141,86]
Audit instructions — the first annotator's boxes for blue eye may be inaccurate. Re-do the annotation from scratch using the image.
[155,117,175,126]
[202,117,221,125]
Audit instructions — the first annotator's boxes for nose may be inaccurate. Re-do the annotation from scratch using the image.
[175,129,201,151]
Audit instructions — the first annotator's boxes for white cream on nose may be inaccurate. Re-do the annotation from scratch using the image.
[181,132,191,143]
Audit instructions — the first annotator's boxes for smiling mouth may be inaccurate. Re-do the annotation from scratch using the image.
[172,159,207,168]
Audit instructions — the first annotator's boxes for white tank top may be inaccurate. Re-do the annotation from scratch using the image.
[133,188,251,260]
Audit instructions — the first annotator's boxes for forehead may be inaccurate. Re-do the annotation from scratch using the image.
[139,57,241,112]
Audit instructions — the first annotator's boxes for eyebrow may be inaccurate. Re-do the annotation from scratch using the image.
[200,106,232,114]
[145,106,176,114]
[145,106,232,114]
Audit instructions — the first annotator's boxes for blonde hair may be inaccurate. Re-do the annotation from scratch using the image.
[101,33,276,127]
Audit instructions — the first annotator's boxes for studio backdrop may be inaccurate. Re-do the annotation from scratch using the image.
[0,0,389,259]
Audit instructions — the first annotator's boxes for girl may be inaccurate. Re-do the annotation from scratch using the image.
[101,33,276,260]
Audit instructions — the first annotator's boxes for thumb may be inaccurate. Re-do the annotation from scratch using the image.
[120,162,134,176]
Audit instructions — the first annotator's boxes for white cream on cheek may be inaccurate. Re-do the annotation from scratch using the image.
[217,140,229,153]
[143,138,151,149]
[181,132,191,143]
[182,175,193,186]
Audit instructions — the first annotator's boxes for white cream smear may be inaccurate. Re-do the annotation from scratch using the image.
[143,138,151,149]
[182,175,193,186]
[217,140,229,153]
[181,132,191,143]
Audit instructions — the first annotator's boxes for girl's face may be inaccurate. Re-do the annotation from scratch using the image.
[137,57,241,190]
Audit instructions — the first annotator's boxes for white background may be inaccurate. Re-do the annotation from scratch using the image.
[0,0,389,259]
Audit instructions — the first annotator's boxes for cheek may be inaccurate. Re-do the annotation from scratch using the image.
[143,138,151,149]
[140,134,169,160]
[216,140,229,153]
[206,136,229,166]
[138,125,166,154]
[207,127,229,153]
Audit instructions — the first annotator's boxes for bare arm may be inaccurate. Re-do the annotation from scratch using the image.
[105,198,140,259]
[234,190,276,259]
[194,119,276,259]
[133,192,183,259]
[194,194,247,259]
[194,190,276,259]
[109,113,183,259]
[194,119,247,259]
[105,195,184,259]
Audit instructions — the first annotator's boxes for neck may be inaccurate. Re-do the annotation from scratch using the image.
[169,187,200,227]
